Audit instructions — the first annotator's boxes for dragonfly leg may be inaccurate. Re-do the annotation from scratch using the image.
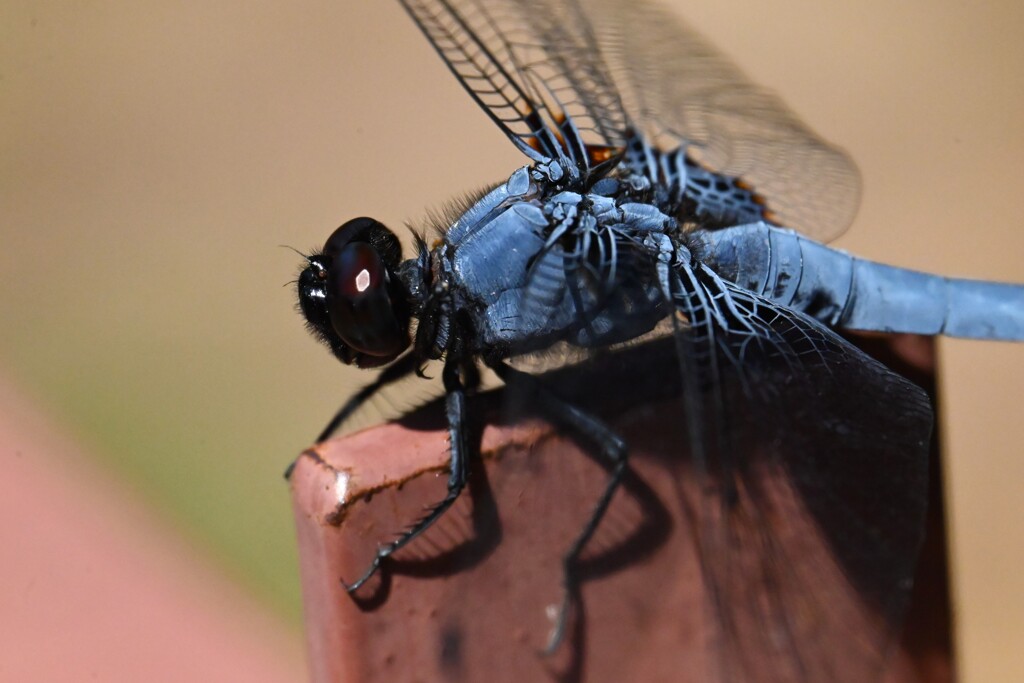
[491,361,628,653]
[284,351,421,480]
[316,351,423,443]
[342,355,470,593]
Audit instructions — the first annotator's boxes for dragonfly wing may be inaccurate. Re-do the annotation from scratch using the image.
[502,232,931,679]
[667,265,931,681]
[579,0,861,240]
[398,0,630,171]
[402,0,860,239]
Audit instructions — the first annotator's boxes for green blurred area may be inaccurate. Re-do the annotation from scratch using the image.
[0,334,305,621]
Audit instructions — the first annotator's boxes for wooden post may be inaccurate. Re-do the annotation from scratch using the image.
[289,335,951,682]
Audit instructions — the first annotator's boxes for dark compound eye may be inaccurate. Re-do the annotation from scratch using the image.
[297,216,409,368]
[325,232,407,359]
[323,217,402,268]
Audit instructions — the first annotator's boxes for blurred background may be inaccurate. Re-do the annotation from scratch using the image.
[2,0,1022,680]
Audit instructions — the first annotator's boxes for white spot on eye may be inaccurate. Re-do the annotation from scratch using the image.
[334,471,351,505]
[355,269,371,292]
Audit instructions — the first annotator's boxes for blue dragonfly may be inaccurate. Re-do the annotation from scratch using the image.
[292,0,1024,679]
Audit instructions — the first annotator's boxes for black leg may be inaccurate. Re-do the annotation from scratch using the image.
[491,361,628,653]
[343,356,470,592]
[317,351,422,442]
[284,352,422,480]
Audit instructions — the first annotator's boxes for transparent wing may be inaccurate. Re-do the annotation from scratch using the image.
[578,0,861,240]
[505,232,931,678]
[664,265,931,681]
[402,0,861,240]
[398,0,630,170]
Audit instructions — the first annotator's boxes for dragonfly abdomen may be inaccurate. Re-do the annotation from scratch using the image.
[691,222,1024,340]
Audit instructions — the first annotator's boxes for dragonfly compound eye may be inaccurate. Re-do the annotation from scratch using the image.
[325,240,408,360]
[323,216,403,267]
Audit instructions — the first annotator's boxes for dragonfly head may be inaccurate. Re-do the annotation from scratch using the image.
[297,217,411,368]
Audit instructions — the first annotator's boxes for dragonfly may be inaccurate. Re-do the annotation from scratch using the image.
[292,0,1024,679]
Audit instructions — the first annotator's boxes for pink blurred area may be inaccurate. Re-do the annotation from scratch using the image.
[0,375,304,682]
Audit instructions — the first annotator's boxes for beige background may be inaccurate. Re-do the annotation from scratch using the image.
[2,0,1022,680]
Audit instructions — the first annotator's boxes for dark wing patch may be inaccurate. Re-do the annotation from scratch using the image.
[666,265,930,681]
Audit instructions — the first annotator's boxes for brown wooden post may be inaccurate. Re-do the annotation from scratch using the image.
[289,335,951,682]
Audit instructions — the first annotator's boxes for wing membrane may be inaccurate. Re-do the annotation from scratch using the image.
[577,0,861,239]
[403,0,861,239]
[399,0,630,169]
[504,248,931,679]
[667,267,931,680]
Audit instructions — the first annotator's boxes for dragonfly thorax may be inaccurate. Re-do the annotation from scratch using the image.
[427,166,684,358]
